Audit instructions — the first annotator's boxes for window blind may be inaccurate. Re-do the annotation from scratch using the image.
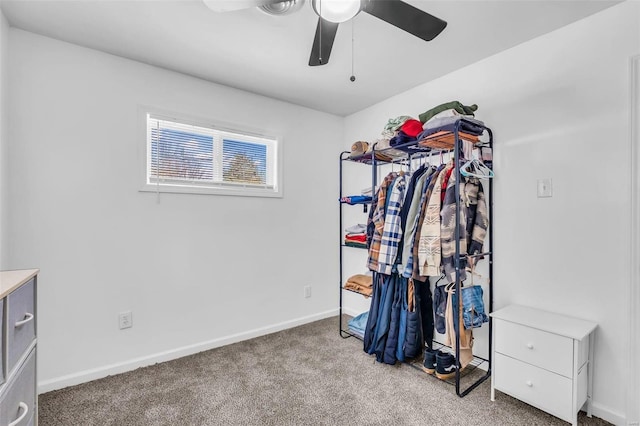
[147,114,277,192]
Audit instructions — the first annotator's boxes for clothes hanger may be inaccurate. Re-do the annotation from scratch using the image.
[460,158,495,178]
[465,262,489,287]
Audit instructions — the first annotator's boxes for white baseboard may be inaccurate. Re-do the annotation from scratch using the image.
[38,308,338,394]
[589,402,626,426]
[341,306,365,317]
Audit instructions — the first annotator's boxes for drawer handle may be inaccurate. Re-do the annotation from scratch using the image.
[526,343,534,349]
[8,402,29,426]
[15,313,34,328]
[526,381,533,387]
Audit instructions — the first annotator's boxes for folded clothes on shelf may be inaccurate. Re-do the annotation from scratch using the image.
[381,115,413,138]
[420,116,485,138]
[344,241,367,249]
[345,223,367,234]
[418,101,478,124]
[389,130,417,147]
[345,233,366,243]
[348,311,369,338]
[339,195,372,205]
[344,274,373,297]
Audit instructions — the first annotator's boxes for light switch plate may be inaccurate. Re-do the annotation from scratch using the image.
[537,178,553,198]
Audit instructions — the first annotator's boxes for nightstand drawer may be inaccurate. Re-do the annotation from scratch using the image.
[0,349,36,426]
[495,319,573,377]
[7,279,36,375]
[494,353,572,422]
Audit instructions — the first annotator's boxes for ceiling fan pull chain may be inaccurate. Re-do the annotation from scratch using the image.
[350,19,356,82]
[318,0,322,64]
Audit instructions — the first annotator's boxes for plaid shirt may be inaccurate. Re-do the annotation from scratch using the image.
[367,173,397,272]
[376,174,406,274]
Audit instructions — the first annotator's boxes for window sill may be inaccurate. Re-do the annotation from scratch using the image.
[139,183,282,198]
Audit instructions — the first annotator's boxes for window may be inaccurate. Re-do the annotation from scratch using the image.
[143,113,281,197]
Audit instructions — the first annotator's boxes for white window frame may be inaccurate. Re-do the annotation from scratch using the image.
[139,108,283,198]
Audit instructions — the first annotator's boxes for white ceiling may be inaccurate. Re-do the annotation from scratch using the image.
[0,0,620,116]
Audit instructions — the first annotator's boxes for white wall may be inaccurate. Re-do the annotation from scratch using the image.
[0,9,9,269]
[7,29,343,391]
[343,2,639,424]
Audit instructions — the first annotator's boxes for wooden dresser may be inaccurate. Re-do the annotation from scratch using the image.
[0,269,38,426]
[491,305,597,426]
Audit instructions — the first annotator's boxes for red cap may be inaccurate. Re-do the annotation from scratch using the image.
[400,119,423,138]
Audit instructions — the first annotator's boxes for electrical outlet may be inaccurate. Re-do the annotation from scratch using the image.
[119,311,133,330]
[304,286,312,298]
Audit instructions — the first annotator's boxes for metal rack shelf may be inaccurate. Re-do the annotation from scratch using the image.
[338,118,494,398]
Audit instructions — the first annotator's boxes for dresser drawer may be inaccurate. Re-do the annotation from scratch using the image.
[494,352,572,422]
[495,319,573,377]
[0,349,36,426]
[7,279,36,375]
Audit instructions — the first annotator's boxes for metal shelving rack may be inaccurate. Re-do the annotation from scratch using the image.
[338,118,494,397]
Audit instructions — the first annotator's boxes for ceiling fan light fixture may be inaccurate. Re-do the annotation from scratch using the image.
[311,0,360,23]
[259,0,305,16]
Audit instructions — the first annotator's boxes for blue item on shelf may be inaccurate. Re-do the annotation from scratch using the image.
[340,195,373,205]
[348,311,369,338]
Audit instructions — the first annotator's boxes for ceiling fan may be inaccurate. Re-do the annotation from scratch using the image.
[202,0,447,67]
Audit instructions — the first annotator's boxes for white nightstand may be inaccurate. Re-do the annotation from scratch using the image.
[490,305,597,426]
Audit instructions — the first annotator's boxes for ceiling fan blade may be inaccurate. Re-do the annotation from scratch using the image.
[202,0,285,13]
[309,18,339,66]
[362,0,447,42]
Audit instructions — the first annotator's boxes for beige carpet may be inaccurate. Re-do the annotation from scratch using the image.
[39,316,611,425]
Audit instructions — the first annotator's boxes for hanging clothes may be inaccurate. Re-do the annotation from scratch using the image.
[418,160,453,277]
[440,166,490,283]
[363,273,384,354]
[367,173,397,271]
[363,147,490,366]
[395,276,409,362]
[369,274,396,363]
[402,278,423,359]
[444,286,474,369]
[463,176,489,258]
[407,165,444,280]
[376,174,406,275]
[414,277,434,350]
[440,165,468,283]
[398,166,435,277]
[383,275,404,365]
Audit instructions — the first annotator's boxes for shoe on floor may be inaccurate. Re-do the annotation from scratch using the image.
[421,348,440,374]
[435,352,458,380]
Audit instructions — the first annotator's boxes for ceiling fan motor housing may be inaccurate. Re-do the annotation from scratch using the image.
[259,0,305,16]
